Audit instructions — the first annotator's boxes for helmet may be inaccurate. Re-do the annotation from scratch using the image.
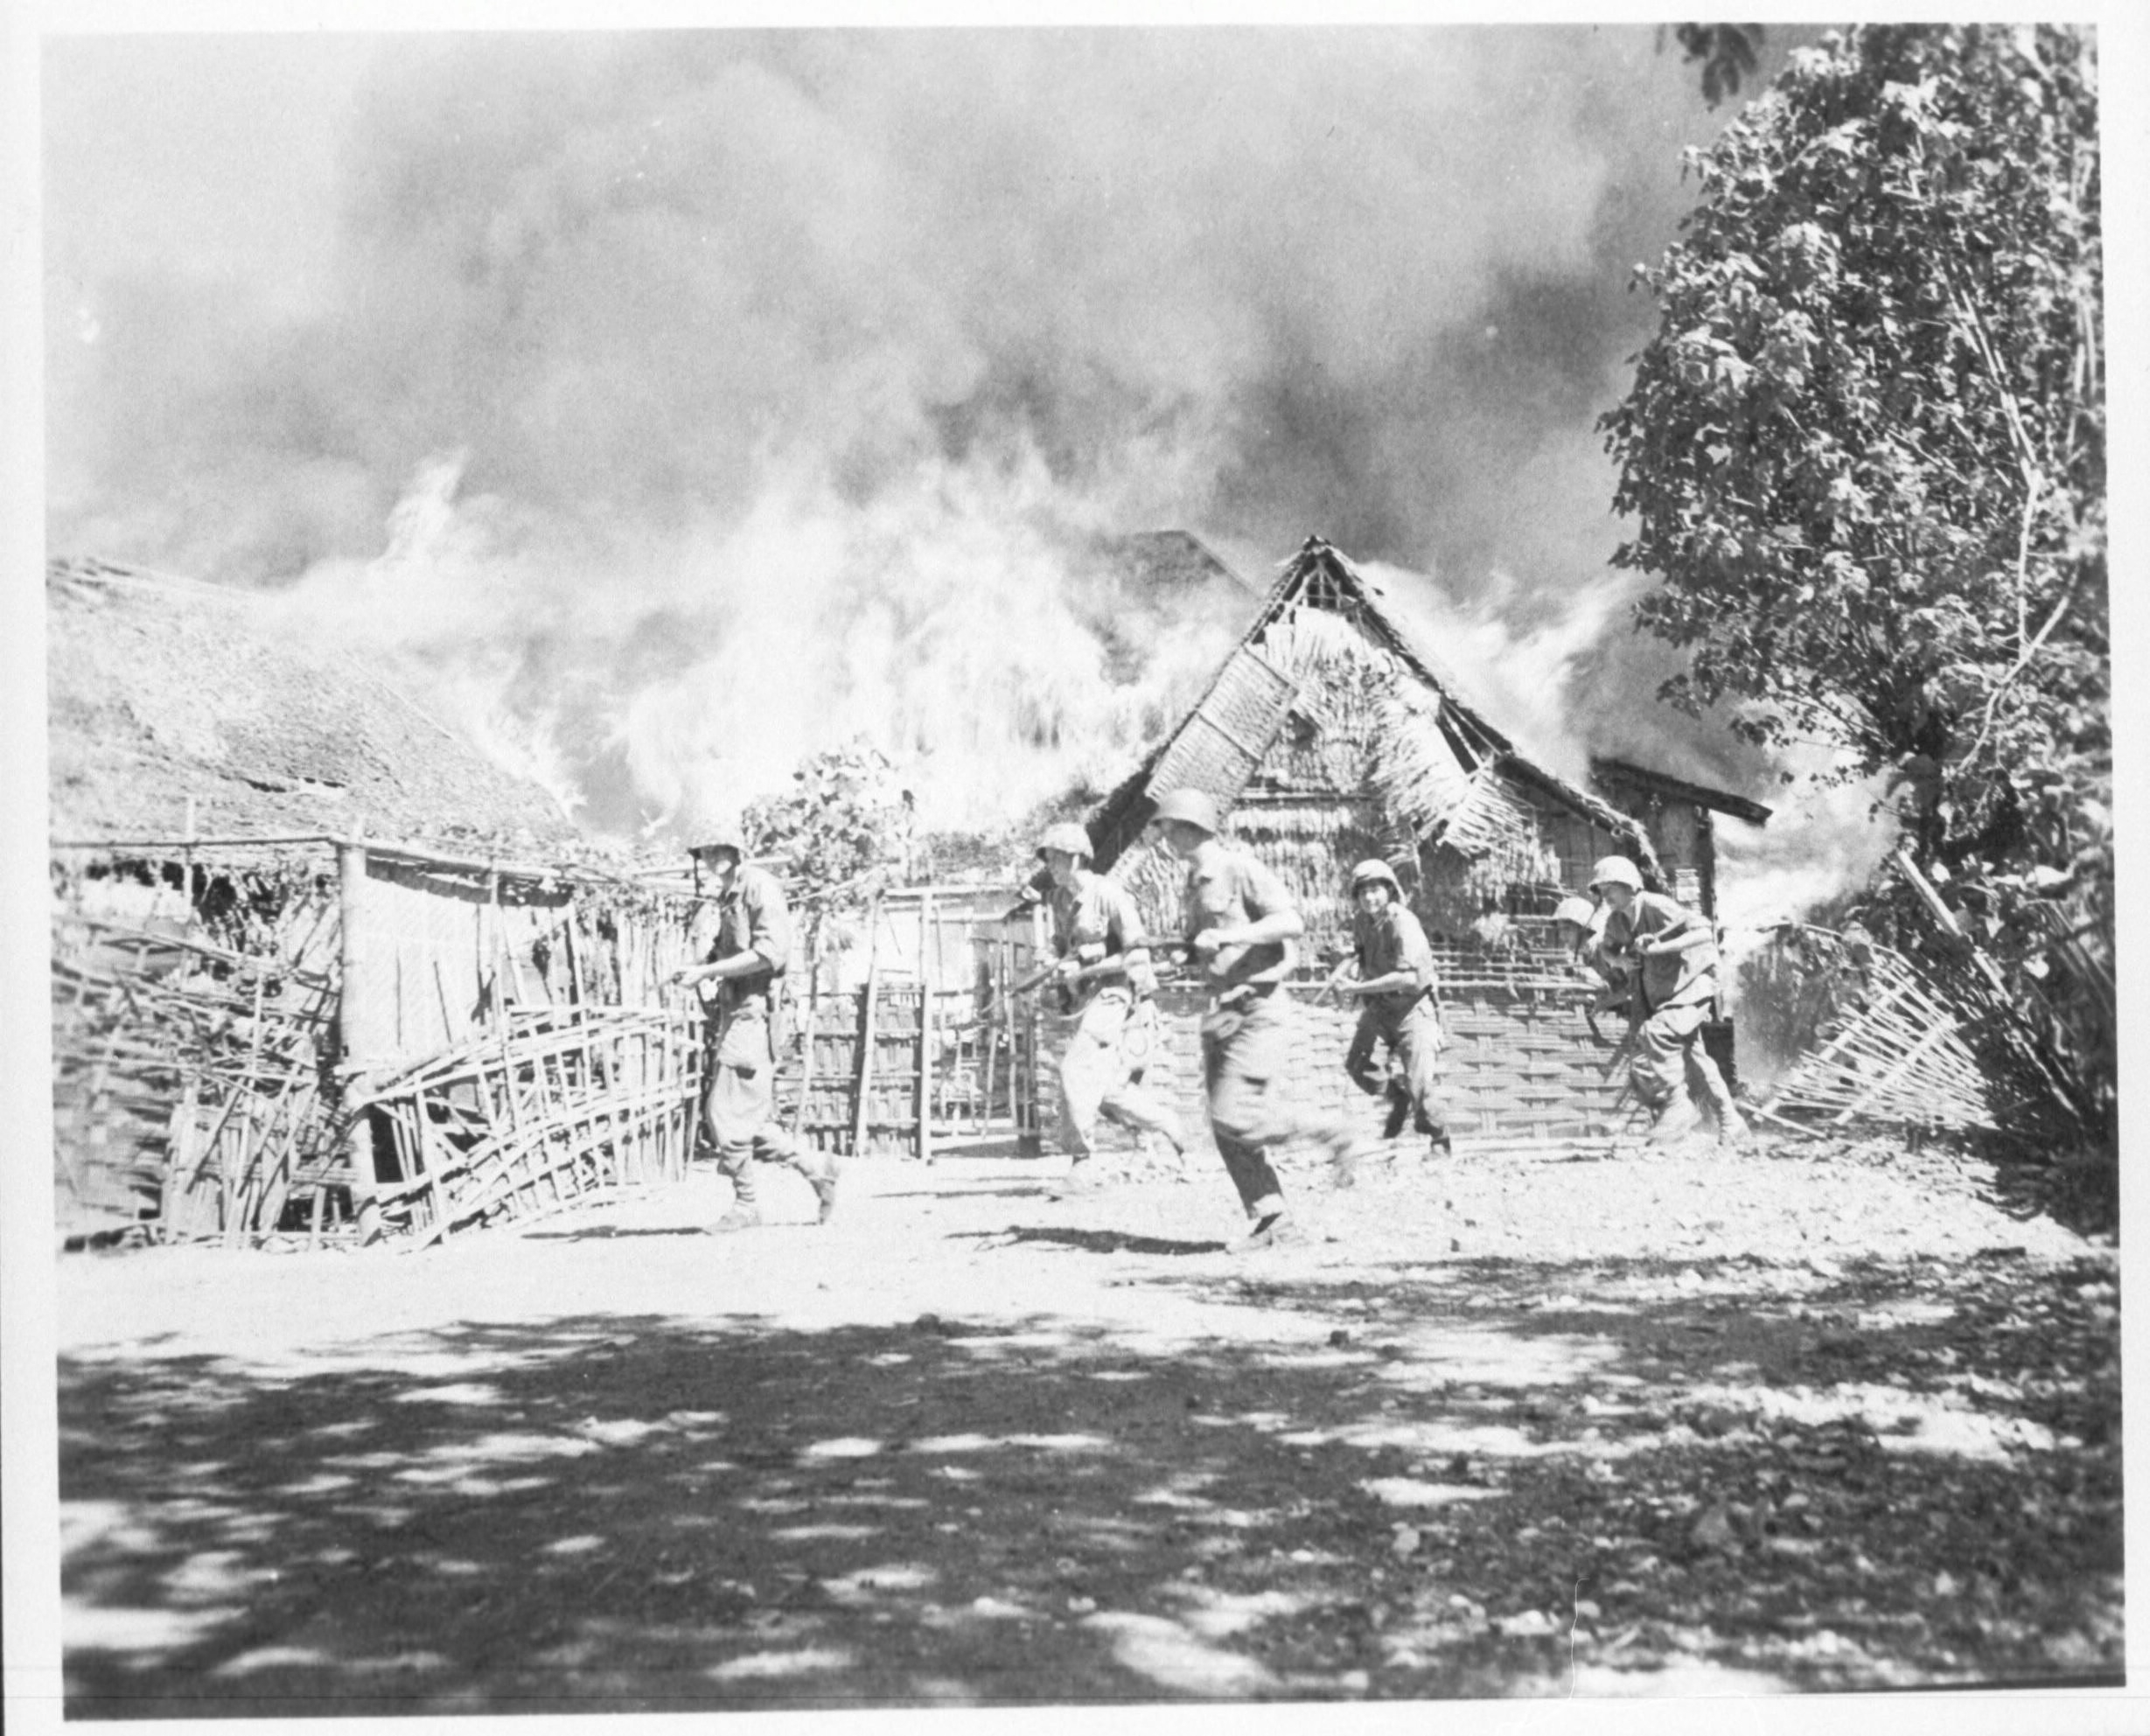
[1588,855,1644,894]
[688,819,748,860]
[1349,858,1402,892]
[1036,821,1094,862]
[1149,789,1221,835]
[1553,895,1598,928]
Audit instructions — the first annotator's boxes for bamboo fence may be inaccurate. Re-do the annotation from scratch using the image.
[358,1003,702,1249]
[1752,931,2000,1132]
[51,910,345,1244]
[50,829,709,1246]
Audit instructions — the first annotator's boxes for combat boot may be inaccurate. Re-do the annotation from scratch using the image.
[1645,1091,1703,1147]
[1229,1203,1291,1253]
[1381,1082,1413,1140]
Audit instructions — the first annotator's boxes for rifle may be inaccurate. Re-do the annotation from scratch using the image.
[958,942,1205,1031]
[947,959,1079,1034]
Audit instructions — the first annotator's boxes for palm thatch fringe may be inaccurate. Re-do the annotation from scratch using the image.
[1106,834,1189,940]
[1231,801,1385,841]
[1440,767,1557,881]
[1369,682,1474,841]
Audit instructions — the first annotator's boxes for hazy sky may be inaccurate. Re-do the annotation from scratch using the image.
[41,22,1811,838]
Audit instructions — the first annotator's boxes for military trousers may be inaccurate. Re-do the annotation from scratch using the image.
[1344,996,1448,1139]
[1058,990,1183,1161]
[703,1013,832,1203]
[1200,989,1357,1216]
[1629,1000,1711,1112]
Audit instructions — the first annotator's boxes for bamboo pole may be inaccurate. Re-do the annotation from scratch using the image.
[792,921,820,1140]
[338,831,382,1244]
[917,893,935,1163]
[412,1088,452,1240]
[979,956,1002,1135]
[852,896,885,1158]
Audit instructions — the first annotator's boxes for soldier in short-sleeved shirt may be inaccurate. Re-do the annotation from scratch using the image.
[668,830,840,1231]
[1034,823,1185,1190]
[1334,859,1449,1153]
[1147,790,1366,1250]
[1585,856,1748,1147]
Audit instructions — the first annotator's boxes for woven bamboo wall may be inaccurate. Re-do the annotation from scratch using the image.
[51,840,710,1246]
[1030,959,1657,1159]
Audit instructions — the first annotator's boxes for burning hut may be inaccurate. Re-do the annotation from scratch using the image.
[1062,535,1771,1147]
[47,559,709,1247]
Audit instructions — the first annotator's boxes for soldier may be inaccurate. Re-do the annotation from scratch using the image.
[1036,821,1190,1194]
[667,825,840,1231]
[1582,857,1749,1148]
[1147,789,1365,1251]
[1331,858,1452,1158]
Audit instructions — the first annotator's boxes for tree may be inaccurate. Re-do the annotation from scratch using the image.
[1601,24,2110,1140]
[743,739,911,954]
[1666,24,1766,108]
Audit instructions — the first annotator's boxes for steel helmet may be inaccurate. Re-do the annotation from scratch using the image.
[1588,855,1644,894]
[1553,895,1598,928]
[1036,821,1094,862]
[688,819,749,860]
[1148,789,1221,835]
[1349,858,1402,892]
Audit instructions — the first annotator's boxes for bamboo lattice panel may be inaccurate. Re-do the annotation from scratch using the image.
[361,1004,702,1246]
[1143,645,1299,812]
[1756,944,2000,1131]
[50,912,345,1243]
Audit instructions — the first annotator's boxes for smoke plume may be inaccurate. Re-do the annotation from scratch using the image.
[49,27,1809,846]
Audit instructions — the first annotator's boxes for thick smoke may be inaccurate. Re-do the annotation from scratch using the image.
[50,27,1802,842]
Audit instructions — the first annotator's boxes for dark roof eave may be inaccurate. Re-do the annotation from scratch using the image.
[1590,755,1774,826]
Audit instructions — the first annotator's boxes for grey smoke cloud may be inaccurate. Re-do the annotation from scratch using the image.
[47,26,1797,836]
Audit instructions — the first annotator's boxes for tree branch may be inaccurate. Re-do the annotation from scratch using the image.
[1960,561,2085,772]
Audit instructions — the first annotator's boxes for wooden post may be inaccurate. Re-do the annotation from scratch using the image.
[792,919,820,1140]
[979,939,1002,1135]
[486,865,514,1018]
[181,795,198,934]
[338,832,382,1244]
[917,893,936,1163]
[851,896,884,1159]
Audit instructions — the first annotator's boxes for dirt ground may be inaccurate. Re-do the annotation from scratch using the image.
[55,1127,2122,1713]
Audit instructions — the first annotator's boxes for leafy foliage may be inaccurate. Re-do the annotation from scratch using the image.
[743,738,910,925]
[1603,25,2109,1142]
[1669,24,1766,108]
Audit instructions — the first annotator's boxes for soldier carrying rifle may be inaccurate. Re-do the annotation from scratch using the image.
[667,824,841,1231]
[1148,789,1367,1251]
[1033,821,1189,1196]
[1563,859,1749,1149]
[1326,857,1453,1160]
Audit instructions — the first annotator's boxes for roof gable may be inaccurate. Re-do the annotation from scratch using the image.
[1090,535,1658,875]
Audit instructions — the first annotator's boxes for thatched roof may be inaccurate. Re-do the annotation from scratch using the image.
[1093,529,1264,603]
[46,559,580,851]
[1087,536,1672,873]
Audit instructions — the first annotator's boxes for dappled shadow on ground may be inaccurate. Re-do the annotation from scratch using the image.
[61,1247,2120,1715]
